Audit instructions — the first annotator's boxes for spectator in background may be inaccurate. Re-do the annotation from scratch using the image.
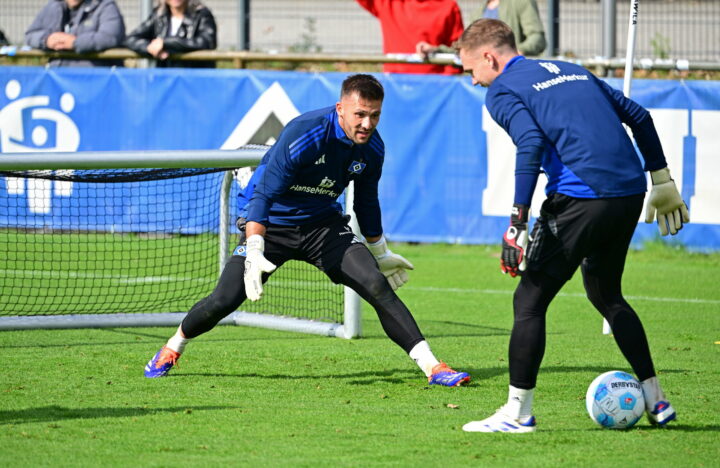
[125,0,217,68]
[418,0,546,59]
[470,0,546,56]
[24,0,126,67]
[0,30,9,47]
[356,0,464,74]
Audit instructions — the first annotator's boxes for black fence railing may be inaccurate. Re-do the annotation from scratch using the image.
[3,48,719,72]
[2,1,718,62]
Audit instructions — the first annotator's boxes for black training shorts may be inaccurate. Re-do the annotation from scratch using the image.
[233,214,366,283]
[525,193,645,281]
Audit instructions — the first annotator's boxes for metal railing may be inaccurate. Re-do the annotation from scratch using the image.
[2,1,719,62]
[3,48,720,72]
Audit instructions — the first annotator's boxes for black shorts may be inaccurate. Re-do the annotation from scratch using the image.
[525,193,645,281]
[233,214,366,283]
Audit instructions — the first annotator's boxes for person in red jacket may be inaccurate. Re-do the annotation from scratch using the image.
[356,0,464,74]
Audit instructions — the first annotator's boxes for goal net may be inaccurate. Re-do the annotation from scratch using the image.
[0,148,360,338]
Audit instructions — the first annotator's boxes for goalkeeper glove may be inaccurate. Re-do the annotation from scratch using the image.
[501,204,529,277]
[367,236,414,290]
[645,167,690,236]
[243,234,277,301]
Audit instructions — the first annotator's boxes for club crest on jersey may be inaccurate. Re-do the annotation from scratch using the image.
[319,177,335,188]
[348,161,366,174]
[233,245,247,257]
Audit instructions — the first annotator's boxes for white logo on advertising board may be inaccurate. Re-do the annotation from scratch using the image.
[0,80,80,213]
[222,82,300,189]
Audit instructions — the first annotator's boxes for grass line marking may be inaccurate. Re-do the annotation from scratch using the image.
[2,271,715,304]
[406,285,720,305]
[0,270,329,288]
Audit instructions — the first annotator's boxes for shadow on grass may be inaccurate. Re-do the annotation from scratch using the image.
[464,365,691,381]
[0,320,509,350]
[421,320,509,334]
[0,327,319,349]
[0,405,237,426]
[549,424,720,433]
[353,321,511,342]
[649,424,720,432]
[541,365,690,375]
[178,367,475,385]
[165,363,691,387]
[176,368,421,386]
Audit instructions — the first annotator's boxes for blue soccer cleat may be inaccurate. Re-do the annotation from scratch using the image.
[144,346,181,378]
[648,400,676,426]
[462,408,537,433]
[428,362,471,387]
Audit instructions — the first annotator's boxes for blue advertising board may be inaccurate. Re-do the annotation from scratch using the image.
[1,67,719,249]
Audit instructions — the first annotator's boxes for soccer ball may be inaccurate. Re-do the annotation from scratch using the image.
[586,371,645,429]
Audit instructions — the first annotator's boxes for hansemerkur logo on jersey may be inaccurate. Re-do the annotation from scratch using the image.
[348,161,366,174]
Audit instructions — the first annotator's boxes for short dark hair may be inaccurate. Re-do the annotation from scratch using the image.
[454,19,517,52]
[340,74,384,101]
[155,0,205,15]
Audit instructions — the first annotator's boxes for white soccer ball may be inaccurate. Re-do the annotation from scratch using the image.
[586,371,645,429]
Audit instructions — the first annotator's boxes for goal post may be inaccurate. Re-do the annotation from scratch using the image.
[0,148,362,338]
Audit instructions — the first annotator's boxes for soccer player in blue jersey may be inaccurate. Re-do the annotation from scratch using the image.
[144,74,470,387]
[456,20,688,432]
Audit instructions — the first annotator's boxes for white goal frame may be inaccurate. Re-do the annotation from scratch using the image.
[0,149,362,338]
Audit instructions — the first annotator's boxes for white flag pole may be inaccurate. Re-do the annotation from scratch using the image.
[604,0,640,336]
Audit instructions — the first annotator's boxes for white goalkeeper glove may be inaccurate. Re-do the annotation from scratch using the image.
[645,167,690,236]
[367,236,414,291]
[243,234,277,301]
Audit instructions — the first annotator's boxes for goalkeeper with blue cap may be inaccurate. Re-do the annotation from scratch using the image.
[144,74,470,387]
[456,19,687,433]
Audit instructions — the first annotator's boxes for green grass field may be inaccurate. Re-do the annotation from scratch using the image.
[1,242,719,467]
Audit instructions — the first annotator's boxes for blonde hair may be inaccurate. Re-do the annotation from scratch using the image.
[454,19,517,52]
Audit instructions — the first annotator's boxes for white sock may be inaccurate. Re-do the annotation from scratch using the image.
[408,341,440,377]
[641,376,666,410]
[165,325,189,354]
[503,385,535,419]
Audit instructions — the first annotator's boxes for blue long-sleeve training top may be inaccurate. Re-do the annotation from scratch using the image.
[239,106,385,238]
[486,56,668,206]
